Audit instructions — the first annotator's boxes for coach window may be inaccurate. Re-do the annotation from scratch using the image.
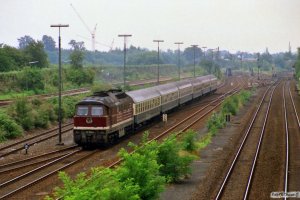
[91,106,103,116]
[77,106,89,116]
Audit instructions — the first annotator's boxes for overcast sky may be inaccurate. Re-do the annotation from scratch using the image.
[1,0,299,53]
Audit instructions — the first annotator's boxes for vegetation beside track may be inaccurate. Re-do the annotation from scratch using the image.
[295,48,300,90]
[192,90,252,151]
[207,90,252,136]
[46,132,197,200]
[0,94,87,142]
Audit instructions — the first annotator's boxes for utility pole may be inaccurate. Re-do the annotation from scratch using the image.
[174,42,183,80]
[240,52,243,72]
[191,45,198,78]
[201,47,207,60]
[257,53,260,80]
[211,47,219,75]
[153,40,164,85]
[50,24,69,145]
[118,34,132,90]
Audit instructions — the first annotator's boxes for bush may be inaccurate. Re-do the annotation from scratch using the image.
[157,135,195,182]
[181,130,197,152]
[207,112,226,136]
[9,97,34,130]
[222,99,238,115]
[207,90,252,137]
[66,68,95,86]
[0,111,23,142]
[17,67,45,92]
[117,135,165,200]
[47,169,140,200]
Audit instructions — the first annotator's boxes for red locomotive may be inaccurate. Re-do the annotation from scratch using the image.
[73,90,134,146]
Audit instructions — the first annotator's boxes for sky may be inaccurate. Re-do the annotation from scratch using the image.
[0,0,299,53]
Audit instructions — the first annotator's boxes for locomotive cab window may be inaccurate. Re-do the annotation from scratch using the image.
[77,106,89,116]
[91,106,103,116]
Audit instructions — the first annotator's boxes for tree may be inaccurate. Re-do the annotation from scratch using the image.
[0,45,28,72]
[18,35,34,49]
[24,41,49,68]
[70,50,84,69]
[42,35,56,51]
[183,46,202,64]
[69,40,85,50]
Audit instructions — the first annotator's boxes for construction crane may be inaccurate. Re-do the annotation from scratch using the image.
[77,34,114,51]
[70,4,97,51]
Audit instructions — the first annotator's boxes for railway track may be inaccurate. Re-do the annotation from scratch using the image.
[283,82,300,198]
[0,148,98,199]
[214,81,278,200]
[0,145,79,174]
[0,123,73,158]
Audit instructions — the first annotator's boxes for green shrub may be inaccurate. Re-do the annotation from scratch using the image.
[181,130,197,152]
[0,111,22,142]
[222,99,238,115]
[48,169,140,200]
[9,97,34,130]
[117,136,165,200]
[207,112,226,136]
[17,67,45,92]
[66,68,95,86]
[157,135,195,183]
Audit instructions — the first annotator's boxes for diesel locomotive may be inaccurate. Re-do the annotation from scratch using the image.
[73,74,218,147]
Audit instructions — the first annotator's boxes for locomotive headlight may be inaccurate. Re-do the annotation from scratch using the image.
[86,117,93,124]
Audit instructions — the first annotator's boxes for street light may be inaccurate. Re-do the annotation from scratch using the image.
[118,34,132,90]
[257,53,260,80]
[211,47,219,74]
[153,40,164,85]
[191,45,198,78]
[50,24,69,145]
[29,61,39,65]
[202,46,207,59]
[174,42,183,80]
[26,61,39,91]
[240,53,243,72]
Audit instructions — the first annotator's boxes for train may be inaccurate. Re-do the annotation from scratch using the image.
[73,74,218,147]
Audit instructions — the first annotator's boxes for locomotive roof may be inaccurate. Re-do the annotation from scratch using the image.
[77,90,131,107]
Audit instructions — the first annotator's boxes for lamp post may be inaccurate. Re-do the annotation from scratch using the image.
[191,45,198,78]
[118,34,132,90]
[50,24,69,145]
[202,46,207,59]
[211,47,219,74]
[240,53,243,72]
[257,53,260,80]
[27,61,39,91]
[153,40,164,85]
[174,42,183,80]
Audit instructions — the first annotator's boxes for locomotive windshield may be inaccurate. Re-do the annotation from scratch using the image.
[77,106,88,116]
[91,106,103,116]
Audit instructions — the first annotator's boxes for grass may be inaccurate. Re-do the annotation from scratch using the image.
[197,133,212,149]
[0,91,36,100]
